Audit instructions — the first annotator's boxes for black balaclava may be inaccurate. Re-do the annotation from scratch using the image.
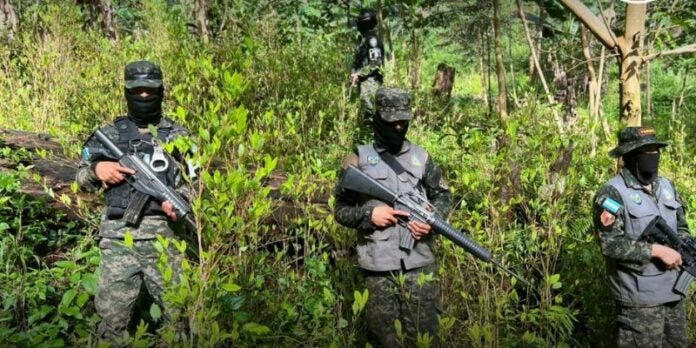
[623,149,660,185]
[125,86,164,128]
[373,115,409,154]
[357,9,377,35]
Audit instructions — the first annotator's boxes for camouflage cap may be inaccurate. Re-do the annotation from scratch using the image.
[609,126,669,158]
[375,87,412,121]
[124,61,163,89]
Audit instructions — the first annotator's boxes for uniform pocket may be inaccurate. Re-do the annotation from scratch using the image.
[663,200,682,210]
[627,207,656,241]
[661,199,681,227]
[617,313,640,333]
[363,166,389,181]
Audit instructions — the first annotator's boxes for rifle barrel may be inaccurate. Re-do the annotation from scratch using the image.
[94,129,124,158]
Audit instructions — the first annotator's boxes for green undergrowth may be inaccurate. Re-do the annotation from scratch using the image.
[0,1,695,347]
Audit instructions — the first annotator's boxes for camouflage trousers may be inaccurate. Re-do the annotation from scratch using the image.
[356,76,382,143]
[96,237,183,346]
[363,263,441,348]
[617,300,687,348]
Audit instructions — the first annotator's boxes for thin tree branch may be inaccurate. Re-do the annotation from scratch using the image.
[517,0,553,104]
[644,43,696,61]
[558,0,616,49]
[595,0,620,50]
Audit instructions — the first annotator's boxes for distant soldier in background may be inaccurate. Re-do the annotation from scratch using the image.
[350,8,385,142]
[592,127,691,348]
[76,61,195,346]
[334,88,451,346]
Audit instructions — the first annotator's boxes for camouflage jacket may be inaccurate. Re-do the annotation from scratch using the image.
[76,116,196,240]
[593,168,691,266]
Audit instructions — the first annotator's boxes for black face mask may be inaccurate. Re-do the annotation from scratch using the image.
[373,117,409,154]
[624,151,660,185]
[125,87,164,127]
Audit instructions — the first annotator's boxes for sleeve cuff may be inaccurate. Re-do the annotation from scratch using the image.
[88,162,101,182]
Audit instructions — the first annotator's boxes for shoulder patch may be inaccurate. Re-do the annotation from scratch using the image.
[600,210,616,227]
[601,197,622,215]
[410,155,423,167]
[663,191,674,201]
[82,147,90,160]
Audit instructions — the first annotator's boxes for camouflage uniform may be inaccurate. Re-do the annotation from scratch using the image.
[334,88,451,347]
[593,127,690,348]
[352,9,385,142]
[76,62,194,345]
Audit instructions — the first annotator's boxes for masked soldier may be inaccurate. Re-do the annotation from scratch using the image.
[593,127,691,347]
[350,8,385,141]
[334,88,451,346]
[76,61,195,345]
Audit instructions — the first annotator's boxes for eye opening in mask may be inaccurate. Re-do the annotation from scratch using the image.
[126,86,159,96]
[635,144,661,154]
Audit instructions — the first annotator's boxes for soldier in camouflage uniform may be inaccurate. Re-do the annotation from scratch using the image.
[350,8,385,142]
[592,127,691,348]
[76,61,195,345]
[334,88,451,347]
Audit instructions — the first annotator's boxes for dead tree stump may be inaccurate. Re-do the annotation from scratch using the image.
[431,63,456,101]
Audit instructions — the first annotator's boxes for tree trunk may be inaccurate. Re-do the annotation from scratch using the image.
[101,0,118,40]
[487,27,493,117]
[195,0,209,43]
[529,0,544,80]
[409,27,421,90]
[508,39,520,108]
[380,2,395,66]
[518,0,560,129]
[493,0,508,121]
[478,28,489,109]
[77,0,118,40]
[431,63,455,101]
[580,26,598,117]
[617,4,646,126]
[0,0,18,39]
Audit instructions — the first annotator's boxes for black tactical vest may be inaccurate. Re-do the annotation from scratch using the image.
[357,31,384,81]
[104,117,178,219]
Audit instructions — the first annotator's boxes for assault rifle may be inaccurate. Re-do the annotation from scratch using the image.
[339,165,529,287]
[92,129,196,229]
[641,216,696,295]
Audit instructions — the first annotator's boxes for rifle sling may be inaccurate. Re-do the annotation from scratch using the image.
[375,145,418,180]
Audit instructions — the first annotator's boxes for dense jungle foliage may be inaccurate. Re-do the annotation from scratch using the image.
[0,0,695,347]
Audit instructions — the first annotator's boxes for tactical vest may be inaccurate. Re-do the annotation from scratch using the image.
[356,142,434,272]
[357,32,383,81]
[606,175,683,305]
[104,117,178,220]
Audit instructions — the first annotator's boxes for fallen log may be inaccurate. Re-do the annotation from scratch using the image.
[0,129,331,224]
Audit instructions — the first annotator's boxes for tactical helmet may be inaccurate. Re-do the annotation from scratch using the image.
[357,9,377,33]
[609,127,669,158]
[124,61,163,89]
[375,88,412,122]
